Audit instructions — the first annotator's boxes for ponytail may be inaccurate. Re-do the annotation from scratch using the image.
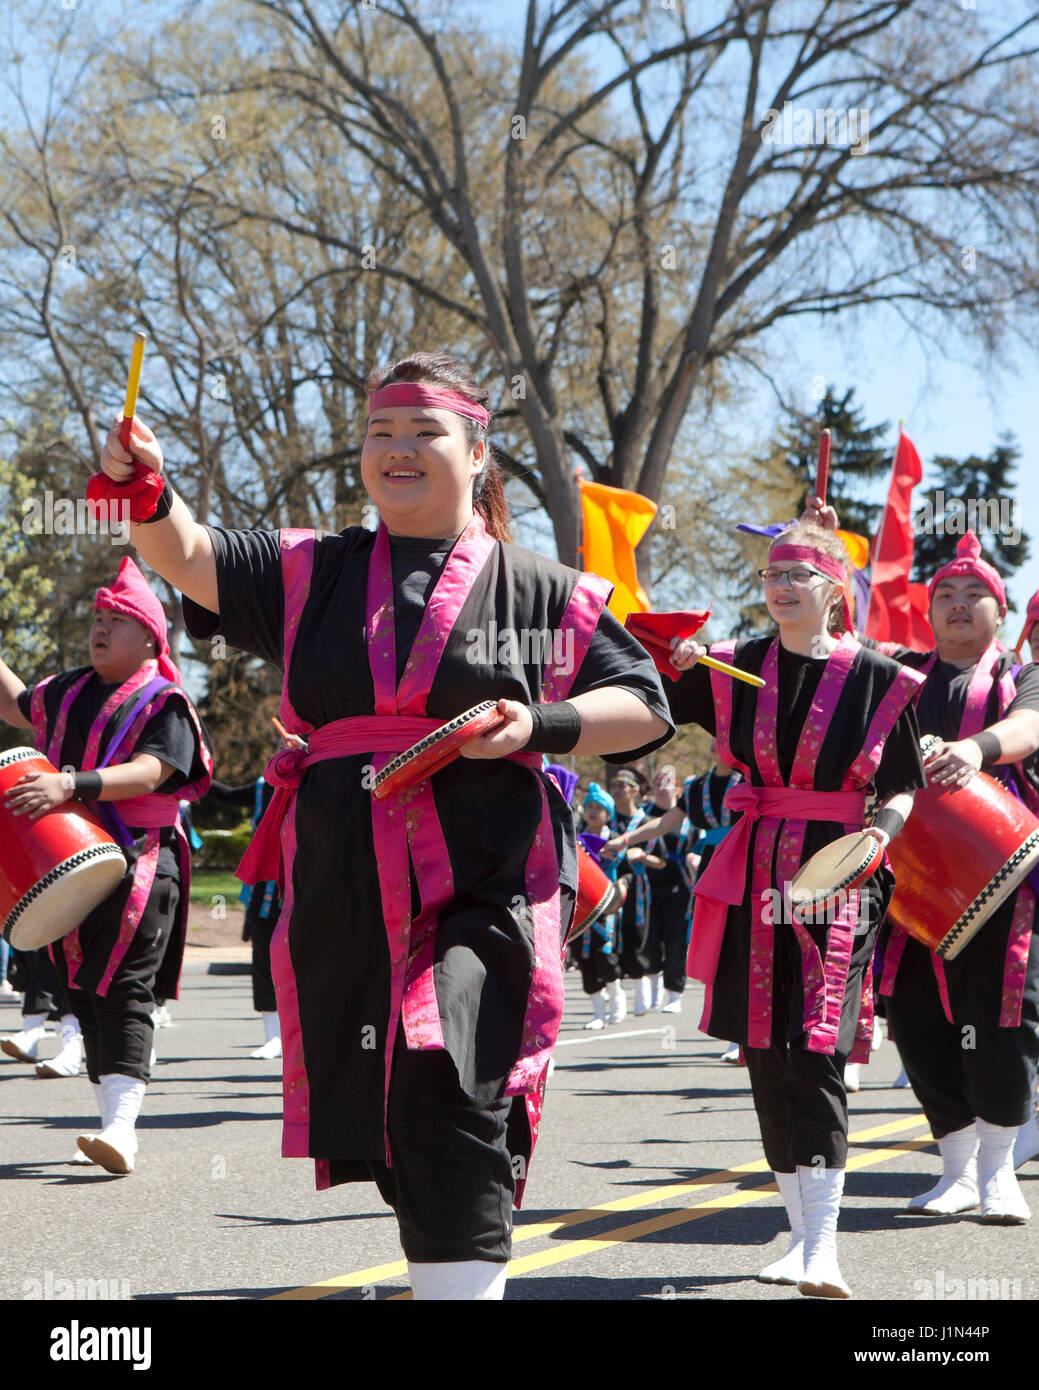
[475,449,512,543]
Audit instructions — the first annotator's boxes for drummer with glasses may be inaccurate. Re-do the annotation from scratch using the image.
[664,519,925,1298]
[806,510,1039,1226]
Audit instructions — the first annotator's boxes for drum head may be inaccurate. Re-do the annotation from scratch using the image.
[3,845,127,949]
[373,702,506,802]
[789,831,883,915]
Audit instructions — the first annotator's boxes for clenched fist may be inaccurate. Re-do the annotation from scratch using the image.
[99,414,164,484]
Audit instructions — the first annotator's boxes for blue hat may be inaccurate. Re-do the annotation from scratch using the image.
[583,782,615,817]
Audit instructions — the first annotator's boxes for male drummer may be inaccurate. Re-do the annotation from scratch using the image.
[807,517,1039,1223]
[0,558,211,1174]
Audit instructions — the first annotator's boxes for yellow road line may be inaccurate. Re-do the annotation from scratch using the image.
[267,1111,933,1300]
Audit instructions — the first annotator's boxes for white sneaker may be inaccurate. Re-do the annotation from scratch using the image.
[604,979,627,1026]
[151,1004,172,1029]
[661,991,683,1014]
[720,1041,741,1063]
[250,1036,283,1060]
[36,1015,83,1078]
[0,980,21,1002]
[893,1067,911,1088]
[844,1063,860,1094]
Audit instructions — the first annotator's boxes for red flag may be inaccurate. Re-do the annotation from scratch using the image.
[865,430,934,651]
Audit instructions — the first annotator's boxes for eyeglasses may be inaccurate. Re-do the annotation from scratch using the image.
[758,566,826,587]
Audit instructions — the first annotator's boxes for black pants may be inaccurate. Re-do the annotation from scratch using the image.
[245,892,279,1014]
[366,1037,515,1264]
[54,876,180,1085]
[741,938,868,1172]
[652,888,689,995]
[745,1042,851,1170]
[575,915,620,994]
[885,922,1039,1138]
[9,948,69,1019]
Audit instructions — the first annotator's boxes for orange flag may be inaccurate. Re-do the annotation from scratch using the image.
[578,479,657,622]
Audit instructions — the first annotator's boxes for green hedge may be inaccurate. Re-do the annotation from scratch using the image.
[194,822,255,869]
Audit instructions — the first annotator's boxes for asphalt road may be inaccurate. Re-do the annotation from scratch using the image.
[3,964,1036,1324]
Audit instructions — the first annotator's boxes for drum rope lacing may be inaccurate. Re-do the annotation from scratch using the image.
[938,830,1039,957]
[372,700,498,790]
[2,844,126,941]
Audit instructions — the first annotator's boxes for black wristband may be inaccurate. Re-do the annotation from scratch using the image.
[871,807,905,841]
[970,731,1002,765]
[138,477,173,524]
[525,702,582,754]
[73,770,103,801]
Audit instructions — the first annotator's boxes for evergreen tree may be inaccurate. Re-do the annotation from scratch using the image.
[910,437,1029,600]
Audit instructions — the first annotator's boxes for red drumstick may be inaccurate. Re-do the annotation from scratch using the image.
[815,428,831,504]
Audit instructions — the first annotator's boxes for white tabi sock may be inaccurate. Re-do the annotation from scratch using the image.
[797,1166,851,1299]
[650,972,664,1010]
[583,991,607,1030]
[36,1014,83,1078]
[1013,1105,1039,1169]
[77,1074,146,1175]
[407,1261,508,1301]
[907,1124,978,1215]
[2,1012,49,1062]
[604,978,626,1025]
[977,1117,1031,1224]
[71,1083,106,1164]
[661,990,683,1014]
[251,1011,283,1059]
[633,976,652,1016]
[758,1171,805,1285]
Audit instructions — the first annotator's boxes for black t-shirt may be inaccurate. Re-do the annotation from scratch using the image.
[181,524,674,762]
[667,643,925,800]
[868,644,1039,798]
[17,676,201,877]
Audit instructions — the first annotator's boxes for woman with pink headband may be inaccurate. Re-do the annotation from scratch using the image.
[91,350,673,1300]
[668,520,925,1299]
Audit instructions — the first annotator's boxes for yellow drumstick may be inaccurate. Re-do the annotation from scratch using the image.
[699,654,765,688]
[119,332,147,450]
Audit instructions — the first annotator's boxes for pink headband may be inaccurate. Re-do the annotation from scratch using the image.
[368,382,489,430]
[927,531,1006,616]
[768,542,853,633]
[1027,590,1039,631]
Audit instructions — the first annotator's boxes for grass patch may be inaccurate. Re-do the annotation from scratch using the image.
[189,868,247,907]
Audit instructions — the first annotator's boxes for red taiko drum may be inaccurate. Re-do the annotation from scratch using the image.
[567,842,625,944]
[886,736,1039,959]
[0,748,127,949]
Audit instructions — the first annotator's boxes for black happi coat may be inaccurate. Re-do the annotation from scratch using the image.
[184,524,673,1171]
[667,637,925,1047]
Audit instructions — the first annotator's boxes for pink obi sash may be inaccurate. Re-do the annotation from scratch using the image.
[690,782,868,1055]
[238,715,541,890]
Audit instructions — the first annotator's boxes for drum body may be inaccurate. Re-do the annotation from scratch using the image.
[568,842,624,943]
[886,737,1039,959]
[0,748,126,949]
